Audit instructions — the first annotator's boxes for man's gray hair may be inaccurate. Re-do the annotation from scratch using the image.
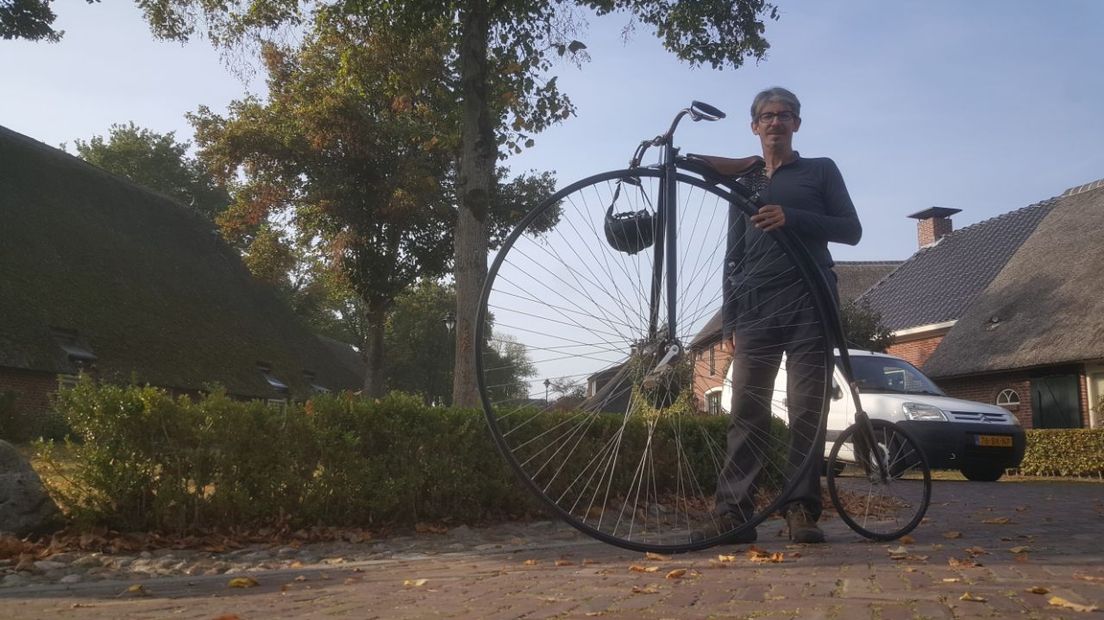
[750,87,801,120]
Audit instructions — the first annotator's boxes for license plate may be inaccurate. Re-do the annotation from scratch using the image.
[975,434,1013,447]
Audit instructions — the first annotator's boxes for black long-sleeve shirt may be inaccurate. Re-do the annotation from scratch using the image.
[722,154,861,337]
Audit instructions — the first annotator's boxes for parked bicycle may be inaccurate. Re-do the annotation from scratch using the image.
[477,102,931,552]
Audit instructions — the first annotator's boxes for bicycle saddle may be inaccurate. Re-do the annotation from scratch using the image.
[684,153,764,178]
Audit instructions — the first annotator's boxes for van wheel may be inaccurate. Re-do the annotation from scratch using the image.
[961,464,1005,482]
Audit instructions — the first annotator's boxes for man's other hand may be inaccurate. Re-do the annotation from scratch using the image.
[751,204,786,231]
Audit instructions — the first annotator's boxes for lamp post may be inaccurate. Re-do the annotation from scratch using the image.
[442,311,456,333]
[544,378,551,403]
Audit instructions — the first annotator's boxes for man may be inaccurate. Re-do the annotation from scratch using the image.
[699,87,861,544]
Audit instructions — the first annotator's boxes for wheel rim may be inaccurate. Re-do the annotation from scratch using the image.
[477,168,835,552]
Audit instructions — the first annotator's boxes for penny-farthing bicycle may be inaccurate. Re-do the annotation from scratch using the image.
[476,102,931,552]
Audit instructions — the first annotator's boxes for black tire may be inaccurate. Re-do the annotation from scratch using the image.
[827,419,932,541]
[477,167,836,552]
[961,464,1005,482]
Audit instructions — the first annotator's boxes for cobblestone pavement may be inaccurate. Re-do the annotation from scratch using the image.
[2,479,1102,619]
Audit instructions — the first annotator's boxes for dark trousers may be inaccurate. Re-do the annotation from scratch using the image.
[715,275,835,522]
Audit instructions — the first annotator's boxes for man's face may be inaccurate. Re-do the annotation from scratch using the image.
[751,101,801,150]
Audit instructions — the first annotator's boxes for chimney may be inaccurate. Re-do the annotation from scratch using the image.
[908,207,961,248]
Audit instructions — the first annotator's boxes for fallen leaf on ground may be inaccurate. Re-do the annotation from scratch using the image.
[942,578,961,583]
[1074,574,1104,583]
[629,564,659,573]
[948,557,981,568]
[212,615,242,620]
[403,579,428,587]
[888,546,909,559]
[665,569,687,580]
[1009,546,1031,554]
[121,584,147,596]
[960,592,987,602]
[631,584,659,594]
[965,546,988,556]
[716,554,739,563]
[982,517,1011,525]
[523,559,539,566]
[1015,506,1028,512]
[645,552,670,561]
[747,549,784,563]
[1027,586,1049,595]
[228,577,259,589]
[555,559,574,567]
[293,575,307,582]
[1048,596,1100,612]
[582,559,599,565]
[943,531,963,539]
[899,535,916,545]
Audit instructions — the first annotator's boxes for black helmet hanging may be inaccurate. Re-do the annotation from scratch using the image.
[603,179,655,254]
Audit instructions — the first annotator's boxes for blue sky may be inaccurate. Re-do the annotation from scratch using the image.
[3,1,1103,261]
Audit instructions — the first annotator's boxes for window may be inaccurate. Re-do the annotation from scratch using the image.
[705,390,723,416]
[57,374,80,390]
[996,389,1020,407]
[257,362,289,396]
[708,346,716,376]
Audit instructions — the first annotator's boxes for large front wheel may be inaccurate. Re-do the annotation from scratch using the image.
[477,167,836,552]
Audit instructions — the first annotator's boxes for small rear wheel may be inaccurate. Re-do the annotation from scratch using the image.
[827,419,931,541]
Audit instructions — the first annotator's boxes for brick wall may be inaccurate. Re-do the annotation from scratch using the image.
[0,366,60,421]
[692,339,733,414]
[887,334,945,369]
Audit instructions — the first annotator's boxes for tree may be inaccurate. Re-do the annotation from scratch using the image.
[190,18,458,397]
[1,0,98,42]
[385,279,536,406]
[839,299,894,353]
[136,0,780,406]
[73,122,230,221]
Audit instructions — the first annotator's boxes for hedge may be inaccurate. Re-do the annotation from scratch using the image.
[36,380,753,533]
[1019,428,1104,477]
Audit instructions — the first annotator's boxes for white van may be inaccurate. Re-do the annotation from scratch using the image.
[721,349,1026,481]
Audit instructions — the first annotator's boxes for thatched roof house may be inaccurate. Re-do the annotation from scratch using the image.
[0,125,362,418]
[923,184,1104,378]
[861,180,1104,429]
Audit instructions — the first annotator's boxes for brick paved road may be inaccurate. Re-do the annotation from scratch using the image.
[3,479,1102,619]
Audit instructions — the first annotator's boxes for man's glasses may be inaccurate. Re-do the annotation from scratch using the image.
[756,111,797,124]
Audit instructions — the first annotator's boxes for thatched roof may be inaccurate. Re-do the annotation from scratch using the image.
[0,125,362,398]
[689,260,902,349]
[923,182,1104,378]
[860,202,1054,331]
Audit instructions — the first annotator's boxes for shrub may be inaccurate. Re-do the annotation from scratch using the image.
[1019,428,1104,477]
[37,380,795,533]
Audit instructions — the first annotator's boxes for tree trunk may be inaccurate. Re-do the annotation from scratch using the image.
[361,305,387,397]
[452,0,494,408]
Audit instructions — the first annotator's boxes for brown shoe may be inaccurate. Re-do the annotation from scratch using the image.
[785,505,825,544]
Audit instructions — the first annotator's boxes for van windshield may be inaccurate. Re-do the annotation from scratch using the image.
[840,355,946,396]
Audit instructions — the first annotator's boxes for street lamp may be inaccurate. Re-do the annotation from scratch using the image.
[544,378,551,403]
[443,311,456,333]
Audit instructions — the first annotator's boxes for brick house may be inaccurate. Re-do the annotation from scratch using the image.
[0,125,363,430]
[861,179,1104,429]
[689,261,903,415]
